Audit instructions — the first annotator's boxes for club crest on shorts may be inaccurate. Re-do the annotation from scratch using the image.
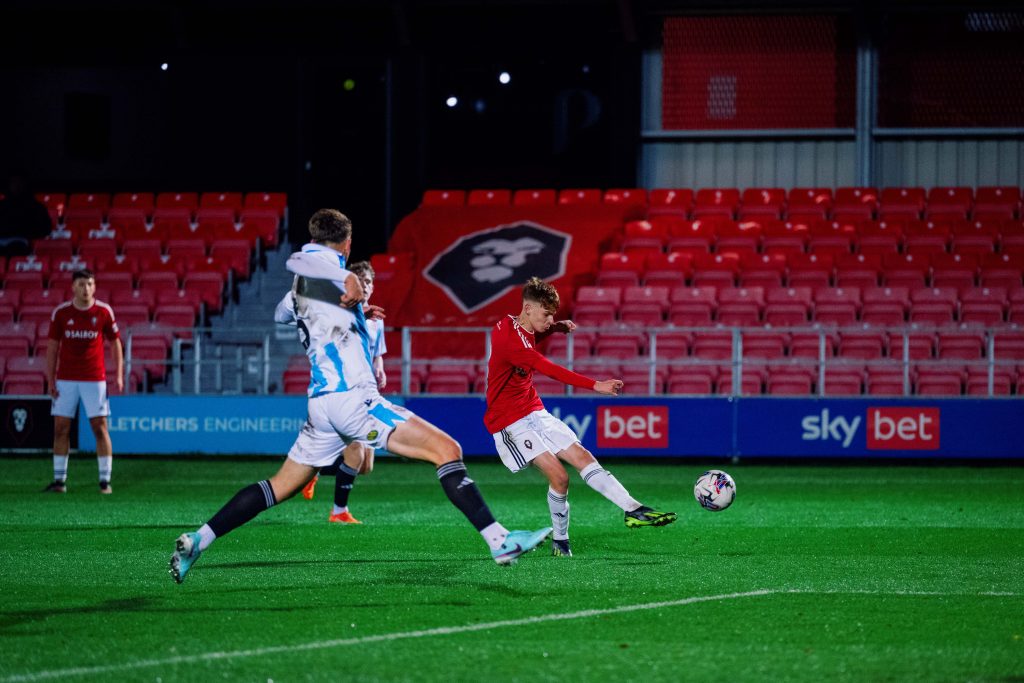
[524,439,533,450]
[423,222,572,313]
[367,430,379,440]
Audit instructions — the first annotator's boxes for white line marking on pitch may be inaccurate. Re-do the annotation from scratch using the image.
[0,588,1017,682]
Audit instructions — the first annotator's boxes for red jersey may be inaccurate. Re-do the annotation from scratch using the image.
[49,300,120,381]
[483,315,595,433]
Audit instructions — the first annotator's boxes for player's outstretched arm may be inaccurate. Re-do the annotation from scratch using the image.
[593,379,623,396]
[363,303,386,320]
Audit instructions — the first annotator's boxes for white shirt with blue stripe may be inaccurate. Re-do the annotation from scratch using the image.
[274,244,376,397]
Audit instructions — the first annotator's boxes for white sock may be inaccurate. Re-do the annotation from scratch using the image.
[53,454,69,482]
[547,488,570,541]
[480,521,510,551]
[197,524,216,551]
[97,456,112,482]
[579,462,641,512]
[332,504,348,515]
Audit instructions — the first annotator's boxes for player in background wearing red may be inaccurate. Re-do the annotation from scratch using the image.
[485,277,676,557]
[43,269,123,494]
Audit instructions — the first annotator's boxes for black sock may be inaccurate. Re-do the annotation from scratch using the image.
[437,460,496,531]
[333,463,359,508]
[207,480,277,538]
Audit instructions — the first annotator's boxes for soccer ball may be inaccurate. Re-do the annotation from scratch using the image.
[693,470,736,511]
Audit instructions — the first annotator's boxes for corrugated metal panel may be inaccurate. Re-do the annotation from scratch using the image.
[640,141,858,189]
[877,140,1024,187]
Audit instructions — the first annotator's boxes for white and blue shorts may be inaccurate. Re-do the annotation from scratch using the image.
[492,409,580,473]
[287,386,412,468]
[51,380,110,419]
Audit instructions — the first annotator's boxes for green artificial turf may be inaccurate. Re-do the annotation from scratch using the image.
[0,456,1022,682]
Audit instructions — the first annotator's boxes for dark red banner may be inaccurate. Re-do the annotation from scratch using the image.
[385,205,631,329]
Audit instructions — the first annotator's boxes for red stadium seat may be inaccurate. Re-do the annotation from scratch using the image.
[110,289,156,316]
[692,331,733,361]
[790,331,838,359]
[421,189,465,206]
[902,219,951,256]
[839,329,886,359]
[787,187,834,219]
[927,187,973,219]
[573,286,620,326]
[151,207,193,241]
[620,286,669,327]
[764,286,812,326]
[834,253,881,290]
[994,330,1024,360]
[715,220,762,255]
[665,218,716,255]
[930,253,978,291]
[691,252,739,288]
[35,192,67,216]
[467,189,511,206]
[950,219,999,255]
[209,240,252,280]
[106,207,147,240]
[156,192,198,213]
[738,252,787,289]
[909,287,958,325]
[979,252,1024,290]
[937,330,985,360]
[865,364,907,395]
[200,192,243,216]
[3,270,46,292]
[822,363,864,395]
[666,368,714,395]
[786,253,833,289]
[512,189,555,206]
[138,271,180,295]
[813,287,861,326]
[879,187,926,219]
[965,367,1013,396]
[594,331,643,360]
[604,188,647,206]
[742,330,786,360]
[960,286,1007,326]
[153,305,196,337]
[112,192,155,217]
[739,188,785,219]
[881,253,929,290]
[668,286,717,326]
[715,365,765,395]
[243,192,288,218]
[558,189,601,205]
[68,192,110,214]
[834,187,878,219]
[857,219,903,255]
[717,286,764,326]
[237,209,280,248]
[807,221,854,256]
[861,287,909,325]
[914,363,964,396]
[596,252,643,288]
[761,219,809,255]
[182,272,225,314]
[693,188,740,219]
[648,188,694,218]
[973,187,1020,220]
[767,368,813,395]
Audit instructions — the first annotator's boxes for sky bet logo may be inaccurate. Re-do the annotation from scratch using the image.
[801,407,940,450]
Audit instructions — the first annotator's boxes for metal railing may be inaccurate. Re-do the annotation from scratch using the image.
[118,323,1022,398]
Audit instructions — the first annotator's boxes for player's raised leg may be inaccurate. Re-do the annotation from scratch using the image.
[170,458,318,583]
[386,415,551,564]
[558,442,677,528]
[531,452,573,556]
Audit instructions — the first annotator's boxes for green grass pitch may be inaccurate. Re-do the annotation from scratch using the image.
[1,456,1022,682]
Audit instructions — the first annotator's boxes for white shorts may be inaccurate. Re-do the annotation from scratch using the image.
[492,409,580,473]
[287,386,413,468]
[51,380,110,419]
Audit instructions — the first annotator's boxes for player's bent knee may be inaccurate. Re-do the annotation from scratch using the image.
[434,435,462,464]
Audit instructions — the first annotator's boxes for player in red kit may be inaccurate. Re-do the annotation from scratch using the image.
[485,277,676,557]
[43,269,122,494]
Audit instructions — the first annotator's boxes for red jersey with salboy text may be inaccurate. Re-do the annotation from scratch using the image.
[49,300,120,381]
[484,315,595,433]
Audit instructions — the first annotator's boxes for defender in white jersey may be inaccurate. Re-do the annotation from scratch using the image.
[170,209,551,583]
[298,260,386,524]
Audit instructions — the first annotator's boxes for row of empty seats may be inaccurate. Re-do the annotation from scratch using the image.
[616,217,1024,258]
[422,187,1022,221]
[575,284,1024,327]
[596,250,1024,292]
[36,191,286,219]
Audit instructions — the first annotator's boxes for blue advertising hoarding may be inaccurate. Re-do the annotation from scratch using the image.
[76,394,1023,459]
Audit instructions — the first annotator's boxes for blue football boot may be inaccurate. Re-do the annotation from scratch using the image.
[169,532,203,584]
[492,527,552,565]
